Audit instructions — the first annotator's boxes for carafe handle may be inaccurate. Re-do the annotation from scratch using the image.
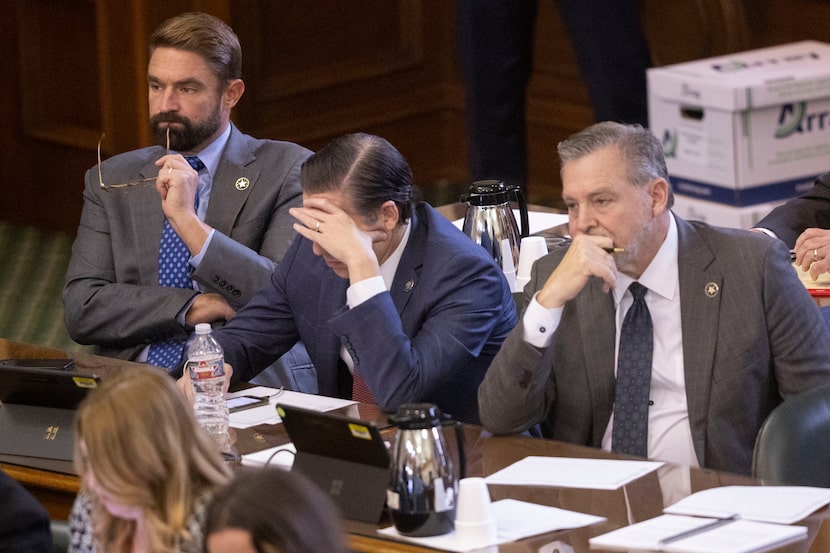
[512,186,530,238]
[441,417,466,479]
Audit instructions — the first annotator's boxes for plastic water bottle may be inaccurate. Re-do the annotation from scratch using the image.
[186,323,229,441]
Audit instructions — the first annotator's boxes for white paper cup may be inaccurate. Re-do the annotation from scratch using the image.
[455,477,497,548]
[517,236,548,281]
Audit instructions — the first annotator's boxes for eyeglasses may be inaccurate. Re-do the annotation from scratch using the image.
[97,128,170,190]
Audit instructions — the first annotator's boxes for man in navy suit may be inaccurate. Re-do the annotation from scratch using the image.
[209,133,518,423]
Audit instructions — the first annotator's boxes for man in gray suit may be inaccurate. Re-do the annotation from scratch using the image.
[63,13,312,377]
[479,122,830,476]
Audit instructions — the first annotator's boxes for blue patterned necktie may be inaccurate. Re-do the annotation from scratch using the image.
[612,282,653,457]
[146,156,205,369]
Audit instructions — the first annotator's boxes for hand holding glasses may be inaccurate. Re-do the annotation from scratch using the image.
[97,128,170,190]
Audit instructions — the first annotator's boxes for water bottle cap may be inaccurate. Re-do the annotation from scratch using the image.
[194,323,212,335]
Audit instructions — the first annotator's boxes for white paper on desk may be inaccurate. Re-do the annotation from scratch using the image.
[240,443,296,469]
[491,498,605,541]
[484,456,663,490]
[589,514,807,553]
[228,387,356,429]
[664,485,830,525]
[377,498,604,552]
[452,210,569,235]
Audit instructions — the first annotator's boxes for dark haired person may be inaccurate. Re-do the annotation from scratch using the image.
[63,12,312,381]
[479,122,830,475]
[205,468,347,553]
[206,133,517,423]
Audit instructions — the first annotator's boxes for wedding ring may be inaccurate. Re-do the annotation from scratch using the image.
[814,249,819,262]
[315,220,321,232]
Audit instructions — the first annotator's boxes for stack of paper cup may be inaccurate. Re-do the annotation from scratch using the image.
[516,236,548,292]
[454,477,498,549]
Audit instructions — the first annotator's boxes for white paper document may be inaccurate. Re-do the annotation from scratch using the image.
[588,514,807,553]
[378,498,605,552]
[484,456,663,490]
[664,486,830,525]
[240,443,296,469]
[228,387,356,429]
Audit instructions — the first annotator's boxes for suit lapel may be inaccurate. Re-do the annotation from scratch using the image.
[205,125,258,235]
[318,269,350,366]
[577,279,617,443]
[676,217,721,467]
[389,210,424,314]
[129,155,166,285]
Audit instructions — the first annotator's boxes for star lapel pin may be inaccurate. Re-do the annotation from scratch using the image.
[235,177,250,191]
[704,282,719,298]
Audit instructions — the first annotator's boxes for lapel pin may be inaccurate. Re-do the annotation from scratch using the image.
[235,177,250,191]
[404,280,415,292]
[704,282,719,298]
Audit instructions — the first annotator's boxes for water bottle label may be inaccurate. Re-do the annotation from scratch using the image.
[186,358,225,380]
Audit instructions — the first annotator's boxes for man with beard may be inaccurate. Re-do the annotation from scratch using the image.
[478,122,830,476]
[63,12,312,376]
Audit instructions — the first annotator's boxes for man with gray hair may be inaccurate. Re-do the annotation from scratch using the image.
[479,121,830,475]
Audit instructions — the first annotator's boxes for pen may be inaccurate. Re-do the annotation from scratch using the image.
[604,247,625,254]
[658,515,739,546]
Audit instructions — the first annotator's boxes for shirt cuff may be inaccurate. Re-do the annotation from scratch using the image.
[523,293,562,348]
[189,228,216,268]
[346,275,386,308]
[751,227,778,239]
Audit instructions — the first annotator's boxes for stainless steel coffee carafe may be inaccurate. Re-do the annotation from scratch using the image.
[460,180,529,270]
[387,404,466,537]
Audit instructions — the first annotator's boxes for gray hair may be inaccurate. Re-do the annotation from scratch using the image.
[557,122,673,207]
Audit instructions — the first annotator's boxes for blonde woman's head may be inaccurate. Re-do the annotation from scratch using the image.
[74,366,231,552]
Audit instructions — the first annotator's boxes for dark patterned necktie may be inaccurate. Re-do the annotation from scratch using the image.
[612,282,653,457]
[146,156,205,369]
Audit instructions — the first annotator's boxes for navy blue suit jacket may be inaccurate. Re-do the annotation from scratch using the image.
[214,202,517,423]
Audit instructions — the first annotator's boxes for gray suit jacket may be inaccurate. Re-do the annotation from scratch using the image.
[63,124,311,360]
[479,215,830,475]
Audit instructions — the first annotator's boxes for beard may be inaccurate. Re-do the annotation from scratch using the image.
[150,108,221,152]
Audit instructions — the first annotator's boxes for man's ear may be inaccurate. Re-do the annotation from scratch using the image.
[650,177,670,215]
[379,200,400,230]
[223,79,245,110]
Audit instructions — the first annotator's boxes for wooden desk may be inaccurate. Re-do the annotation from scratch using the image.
[2,338,829,553]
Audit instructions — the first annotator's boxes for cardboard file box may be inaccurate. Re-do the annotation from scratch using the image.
[670,194,785,230]
[648,40,830,217]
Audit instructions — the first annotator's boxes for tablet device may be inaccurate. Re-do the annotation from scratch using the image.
[0,364,98,409]
[0,364,100,469]
[277,403,391,523]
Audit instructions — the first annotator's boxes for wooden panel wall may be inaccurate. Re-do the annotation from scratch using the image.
[4,0,830,234]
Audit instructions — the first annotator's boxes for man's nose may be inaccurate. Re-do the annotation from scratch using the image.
[573,204,597,233]
[159,88,179,113]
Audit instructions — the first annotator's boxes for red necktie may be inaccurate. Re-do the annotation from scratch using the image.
[351,371,375,404]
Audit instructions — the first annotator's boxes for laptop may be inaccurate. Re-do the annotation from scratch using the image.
[0,363,101,474]
[277,403,391,523]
